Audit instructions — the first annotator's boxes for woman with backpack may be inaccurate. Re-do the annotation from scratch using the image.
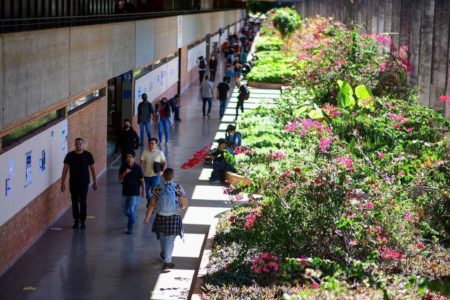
[143,168,188,270]
[225,124,242,149]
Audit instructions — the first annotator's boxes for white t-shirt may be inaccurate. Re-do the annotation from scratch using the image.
[140,149,166,177]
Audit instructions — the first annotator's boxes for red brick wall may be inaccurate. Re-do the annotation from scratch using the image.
[67,97,107,174]
[0,97,107,275]
[0,179,70,276]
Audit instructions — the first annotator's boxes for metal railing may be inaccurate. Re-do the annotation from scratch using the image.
[0,8,242,33]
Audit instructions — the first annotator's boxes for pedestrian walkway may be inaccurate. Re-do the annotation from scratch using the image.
[0,68,280,299]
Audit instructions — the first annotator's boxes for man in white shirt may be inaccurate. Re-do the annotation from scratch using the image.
[140,137,166,207]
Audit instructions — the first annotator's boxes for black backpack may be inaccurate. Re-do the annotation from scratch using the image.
[241,85,250,100]
[199,59,206,69]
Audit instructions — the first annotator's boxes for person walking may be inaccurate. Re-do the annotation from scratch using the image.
[233,60,242,86]
[217,77,230,119]
[209,55,218,82]
[143,168,188,270]
[225,63,234,84]
[137,93,155,146]
[119,150,145,234]
[117,119,139,167]
[168,94,181,122]
[200,75,214,118]
[236,83,250,120]
[156,98,171,144]
[198,56,207,84]
[141,138,166,207]
[61,138,97,230]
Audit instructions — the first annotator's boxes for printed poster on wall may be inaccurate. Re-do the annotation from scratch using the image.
[5,178,11,197]
[38,150,46,173]
[61,125,67,152]
[9,160,14,177]
[25,151,32,187]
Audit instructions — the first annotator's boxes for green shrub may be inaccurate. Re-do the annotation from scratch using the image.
[272,7,301,38]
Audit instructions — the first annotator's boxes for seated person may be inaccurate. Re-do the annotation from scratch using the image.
[242,62,252,78]
[209,138,236,183]
[225,125,242,149]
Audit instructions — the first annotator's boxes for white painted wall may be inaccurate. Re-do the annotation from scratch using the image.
[0,120,68,226]
[134,56,179,112]
[187,42,207,72]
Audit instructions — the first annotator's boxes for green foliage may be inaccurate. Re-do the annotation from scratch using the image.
[246,51,296,84]
[272,7,301,38]
[255,36,282,52]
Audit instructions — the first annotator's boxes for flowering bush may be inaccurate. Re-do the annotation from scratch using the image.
[203,14,450,300]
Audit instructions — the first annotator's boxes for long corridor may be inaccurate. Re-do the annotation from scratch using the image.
[0,59,233,300]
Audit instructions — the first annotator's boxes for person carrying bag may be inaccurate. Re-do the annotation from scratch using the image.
[143,168,188,270]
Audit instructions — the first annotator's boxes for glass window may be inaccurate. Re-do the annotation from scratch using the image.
[1,108,65,152]
[68,87,106,113]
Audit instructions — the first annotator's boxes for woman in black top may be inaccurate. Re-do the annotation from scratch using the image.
[209,55,217,82]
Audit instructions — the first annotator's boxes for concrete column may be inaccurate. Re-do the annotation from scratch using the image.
[430,0,450,112]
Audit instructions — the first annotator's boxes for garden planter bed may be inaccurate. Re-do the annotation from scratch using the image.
[201,9,450,300]
[247,80,285,89]
[226,172,253,186]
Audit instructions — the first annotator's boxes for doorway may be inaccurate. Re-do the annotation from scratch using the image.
[107,70,133,164]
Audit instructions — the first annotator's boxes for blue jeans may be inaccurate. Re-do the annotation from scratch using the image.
[158,118,170,144]
[139,121,151,144]
[219,99,227,118]
[123,195,140,232]
[160,233,177,263]
[144,176,160,202]
[202,98,212,117]
[173,107,180,120]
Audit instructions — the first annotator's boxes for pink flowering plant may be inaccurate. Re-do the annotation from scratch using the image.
[203,14,450,300]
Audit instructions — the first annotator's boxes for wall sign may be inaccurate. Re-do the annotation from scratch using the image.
[0,120,68,226]
[25,151,32,187]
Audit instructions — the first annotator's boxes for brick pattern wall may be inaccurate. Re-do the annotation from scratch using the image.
[0,97,107,275]
[67,97,108,174]
[0,180,70,276]
[180,45,203,93]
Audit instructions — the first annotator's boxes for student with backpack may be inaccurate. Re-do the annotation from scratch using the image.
[198,56,207,84]
[143,168,188,270]
[235,83,250,120]
[225,124,242,149]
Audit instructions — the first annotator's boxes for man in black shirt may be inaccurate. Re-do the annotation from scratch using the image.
[119,150,144,234]
[118,119,140,167]
[137,93,155,146]
[61,138,97,230]
[217,77,230,119]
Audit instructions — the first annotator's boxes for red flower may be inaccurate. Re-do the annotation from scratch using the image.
[439,95,450,103]
[180,144,211,169]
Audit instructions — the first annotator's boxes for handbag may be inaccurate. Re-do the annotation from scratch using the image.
[153,162,164,173]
